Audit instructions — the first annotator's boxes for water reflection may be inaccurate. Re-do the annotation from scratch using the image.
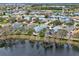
[72,45,79,54]
[41,42,53,55]
[20,40,25,44]
[35,41,40,50]
[0,39,79,55]
[52,43,56,55]
[29,40,35,48]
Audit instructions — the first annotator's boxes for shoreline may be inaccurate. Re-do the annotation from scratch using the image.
[0,35,79,47]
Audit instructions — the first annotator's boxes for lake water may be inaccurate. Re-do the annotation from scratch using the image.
[0,39,79,56]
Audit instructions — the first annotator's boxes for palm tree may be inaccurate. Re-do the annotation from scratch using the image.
[56,29,68,39]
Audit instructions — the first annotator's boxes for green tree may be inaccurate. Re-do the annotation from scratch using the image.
[39,28,46,37]
[27,28,35,35]
[56,29,68,39]
[0,25,2,28]
[45,14,49,18]
[0,17,5,22]
[53,20,63,26]
[65,21,74,26]
[76,23,79,27]
[3,20,8,24]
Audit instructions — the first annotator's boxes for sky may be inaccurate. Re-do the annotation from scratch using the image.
[0,0,79,3]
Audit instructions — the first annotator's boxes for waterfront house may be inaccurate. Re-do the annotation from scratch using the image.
[71,16,79,22]
[52,25,63,32]
[12,22,23,31]
[39,17,48,23]
[23,15,31,21]
[34,24,48,33]
[74,12,79,16]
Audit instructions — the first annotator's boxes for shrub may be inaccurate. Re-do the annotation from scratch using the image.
[27,28,35,35]
[39,28,46,37]
[53,20,63,26]
[76,23,79,27]
[14,30,22,35]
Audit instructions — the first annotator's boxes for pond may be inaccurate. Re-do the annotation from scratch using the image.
[0,39,79,56]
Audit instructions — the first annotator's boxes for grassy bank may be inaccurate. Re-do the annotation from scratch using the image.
[0,35,79,46]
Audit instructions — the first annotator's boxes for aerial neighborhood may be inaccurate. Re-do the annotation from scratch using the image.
[0,3,79,40]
